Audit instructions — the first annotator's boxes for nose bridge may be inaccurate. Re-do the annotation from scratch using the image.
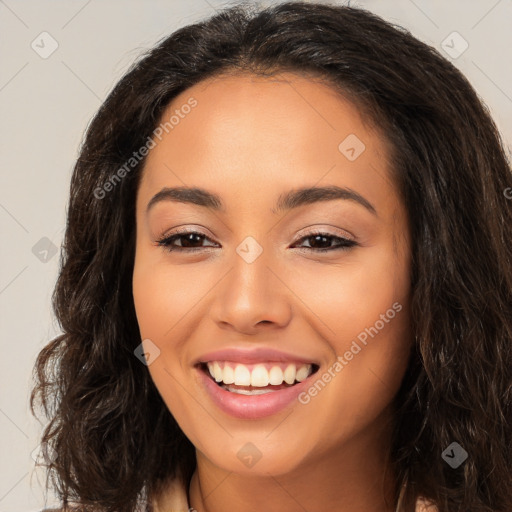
[212,234,292,332]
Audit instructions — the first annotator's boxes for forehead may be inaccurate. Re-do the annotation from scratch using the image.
[159,72,376,152]
[138,71,396,215]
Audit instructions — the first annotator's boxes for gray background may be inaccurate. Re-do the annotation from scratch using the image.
[1,0,511,510]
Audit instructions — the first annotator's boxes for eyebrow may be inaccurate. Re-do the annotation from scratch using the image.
[146,185,377,216]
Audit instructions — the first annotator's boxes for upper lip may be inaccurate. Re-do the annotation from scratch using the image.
[195,347,319,366]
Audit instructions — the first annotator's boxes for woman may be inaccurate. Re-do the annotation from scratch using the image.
[30,2,512,511]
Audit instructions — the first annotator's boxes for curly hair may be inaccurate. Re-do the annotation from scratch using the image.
[30,2,512,511]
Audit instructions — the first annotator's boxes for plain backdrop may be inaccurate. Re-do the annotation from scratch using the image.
[1,0,511,510]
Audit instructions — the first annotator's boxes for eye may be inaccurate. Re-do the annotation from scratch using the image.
[155,229,358,254]
[156,230,218,253]
[291,231,358,252]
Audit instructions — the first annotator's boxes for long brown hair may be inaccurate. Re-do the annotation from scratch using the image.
[30,2,512,511]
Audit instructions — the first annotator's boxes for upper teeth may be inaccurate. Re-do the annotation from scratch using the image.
[206,362,313,387]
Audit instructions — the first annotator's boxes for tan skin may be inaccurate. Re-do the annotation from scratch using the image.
[132,72,413,512]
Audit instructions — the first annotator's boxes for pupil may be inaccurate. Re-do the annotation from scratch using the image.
[310,235,330,249]
[182,233,202,247]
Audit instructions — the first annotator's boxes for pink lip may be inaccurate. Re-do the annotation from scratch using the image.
[195,347,318,365]
[196,365,317,419]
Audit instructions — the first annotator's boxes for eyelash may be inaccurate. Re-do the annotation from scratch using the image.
[155,230,358,253]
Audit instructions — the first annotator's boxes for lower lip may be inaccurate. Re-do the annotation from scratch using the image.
[196,366,316,419]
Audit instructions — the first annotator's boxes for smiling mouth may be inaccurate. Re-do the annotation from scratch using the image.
[198,361,320,395]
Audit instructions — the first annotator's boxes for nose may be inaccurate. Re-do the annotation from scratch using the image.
[209,249,292,335]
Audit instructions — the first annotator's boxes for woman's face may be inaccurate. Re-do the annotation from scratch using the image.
[132,72,412,477]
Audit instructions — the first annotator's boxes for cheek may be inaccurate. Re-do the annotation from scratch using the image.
[290,248,411,429]
[132,251,207,340]
[132,257,197,431]
[290,245,410,352]
[132,253,191,386]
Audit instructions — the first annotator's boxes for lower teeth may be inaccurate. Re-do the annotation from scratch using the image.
[221,384,280,395]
